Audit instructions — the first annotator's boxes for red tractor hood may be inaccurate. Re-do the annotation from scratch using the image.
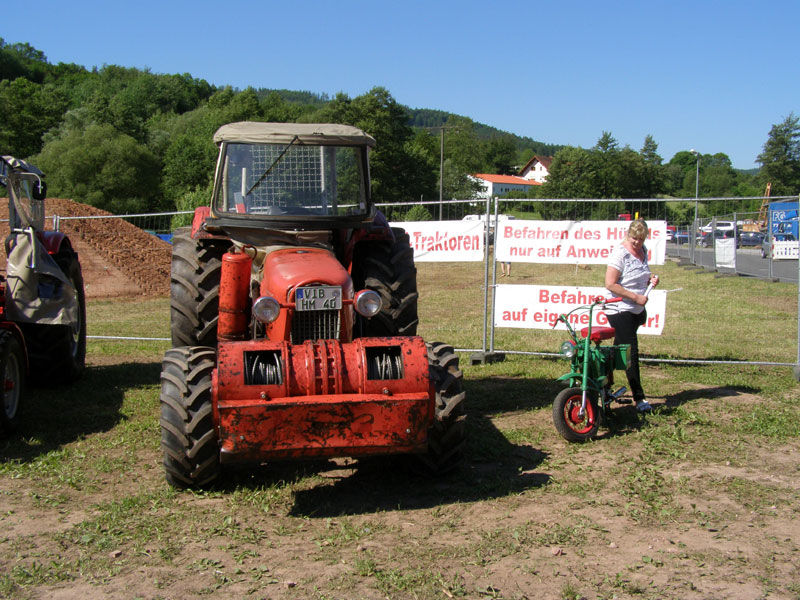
[260,247,353,303]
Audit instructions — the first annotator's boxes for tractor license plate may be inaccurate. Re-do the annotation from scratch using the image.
[296,286,342,311]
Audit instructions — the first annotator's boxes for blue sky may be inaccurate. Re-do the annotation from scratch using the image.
[4,0,798,169]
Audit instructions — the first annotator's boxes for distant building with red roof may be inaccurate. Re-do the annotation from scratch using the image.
[471,173,541,198]
[519,155,553,183]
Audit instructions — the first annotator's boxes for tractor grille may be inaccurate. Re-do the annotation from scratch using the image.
[291,310,340,343]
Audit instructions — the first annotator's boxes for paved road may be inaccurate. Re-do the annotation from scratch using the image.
[667,244,799,283]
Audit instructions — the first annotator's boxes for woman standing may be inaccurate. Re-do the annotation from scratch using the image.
[604,219,659,413]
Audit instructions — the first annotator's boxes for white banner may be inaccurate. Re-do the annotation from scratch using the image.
[391,220,484,262]
[494,284,667,335]
[774,241,800,260]
[715,238,736,269]
[495,220,667,265]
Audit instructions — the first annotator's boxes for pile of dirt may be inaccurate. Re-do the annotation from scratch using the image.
[0,198,172,298]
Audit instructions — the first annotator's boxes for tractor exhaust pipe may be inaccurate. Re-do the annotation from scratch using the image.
[218,249,252,341]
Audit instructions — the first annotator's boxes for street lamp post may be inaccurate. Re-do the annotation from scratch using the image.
[690,149,700,263]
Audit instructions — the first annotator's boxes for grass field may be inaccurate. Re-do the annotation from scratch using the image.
[1,257,799,599]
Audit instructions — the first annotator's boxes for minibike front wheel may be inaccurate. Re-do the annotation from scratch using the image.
[553,386,600,442]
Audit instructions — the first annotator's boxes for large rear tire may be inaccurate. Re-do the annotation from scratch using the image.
[160,346,220,488]
[415,342,466,473]
[0,331,26,435]
[22,247,86,384]
[170,227,231,347]
[352,227,419,337]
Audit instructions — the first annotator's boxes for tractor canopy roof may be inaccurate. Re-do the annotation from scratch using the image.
[213,122,376,148]
[1,155,44,177]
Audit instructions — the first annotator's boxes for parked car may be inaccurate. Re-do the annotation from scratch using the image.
[700,220,735,234]
[761,233,798,258]
[674,229,690,245]
[737,231,765,248]
[698,229,735,247]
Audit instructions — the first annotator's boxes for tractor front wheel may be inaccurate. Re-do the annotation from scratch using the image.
[352,227,419,337]
[160,346,220,488]
[170,227,231,347]
[415,342,466,473]
[0,331,25,435]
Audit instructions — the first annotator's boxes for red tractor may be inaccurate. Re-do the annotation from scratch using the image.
[0,156,87,435]
[160,122,465,487]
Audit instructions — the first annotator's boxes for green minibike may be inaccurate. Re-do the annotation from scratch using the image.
[552,296,631,442]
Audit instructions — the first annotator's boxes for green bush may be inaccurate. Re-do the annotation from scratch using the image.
[402,204,433,221]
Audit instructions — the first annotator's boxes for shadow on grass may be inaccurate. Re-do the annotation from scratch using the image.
[215,408,551,518]
[661,385,760,411]
[287,422,550,518]
[0,361,161,462]
[465,375,562,414]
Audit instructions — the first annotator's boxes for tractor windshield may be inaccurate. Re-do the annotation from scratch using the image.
[215,142,368,218]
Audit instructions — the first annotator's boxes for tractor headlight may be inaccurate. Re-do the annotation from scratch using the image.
[560,340,577,358]
[253,295,281,323]
[354,290,382,317]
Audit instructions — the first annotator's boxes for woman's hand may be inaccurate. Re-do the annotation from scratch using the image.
[650,274,659,287]
[635,293,648,306]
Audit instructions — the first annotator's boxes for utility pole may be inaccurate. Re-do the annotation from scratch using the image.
[423,126,457,220]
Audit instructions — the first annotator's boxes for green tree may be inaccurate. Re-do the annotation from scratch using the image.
[757,113,800,195]
[77,67,214,143]
[540,146,598,199]
[638,135,664,198]
[592,132,620,198]
[538,135,669,214]
[160,87,264,210]
[309,87,436,203]
[438,116,484,199]
[483,135,517,175]
[0,78,68,158]
[32,120,162,213]
[443,116,483,173]
[402,204,433,221]
[0,38,48,82]
[441,158,483,199]
[640,134,662,165]
[663,150,699,197]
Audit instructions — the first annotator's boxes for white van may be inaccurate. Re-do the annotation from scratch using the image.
[700,220,734,233]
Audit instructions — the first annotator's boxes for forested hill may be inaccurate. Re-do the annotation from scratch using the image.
[251,89,562,156]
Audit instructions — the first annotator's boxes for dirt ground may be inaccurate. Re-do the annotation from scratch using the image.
[0,197,171,297]
[2,387,799,600]
[1,200,798,598]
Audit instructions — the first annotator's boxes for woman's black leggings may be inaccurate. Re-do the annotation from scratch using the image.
[606,309,647,402]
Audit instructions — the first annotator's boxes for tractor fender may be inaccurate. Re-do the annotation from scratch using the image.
[190,206,231,242]
[37,230,70,256]
[191,206,212,238]
[557,372,603,393]
[557,371,582,383]
[343,210,396,270]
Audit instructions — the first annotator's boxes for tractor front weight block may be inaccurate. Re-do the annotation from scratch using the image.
[213,336,434,463]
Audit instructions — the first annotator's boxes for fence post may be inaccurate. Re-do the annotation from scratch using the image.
[796,195,800,381]
[489,198,501,355]
[470,196,505,365]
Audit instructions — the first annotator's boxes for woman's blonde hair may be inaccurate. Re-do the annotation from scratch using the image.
[627,219,649,241]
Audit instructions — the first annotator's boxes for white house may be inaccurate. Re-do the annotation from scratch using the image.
[519,155,553,183]
[471,173,541,198]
